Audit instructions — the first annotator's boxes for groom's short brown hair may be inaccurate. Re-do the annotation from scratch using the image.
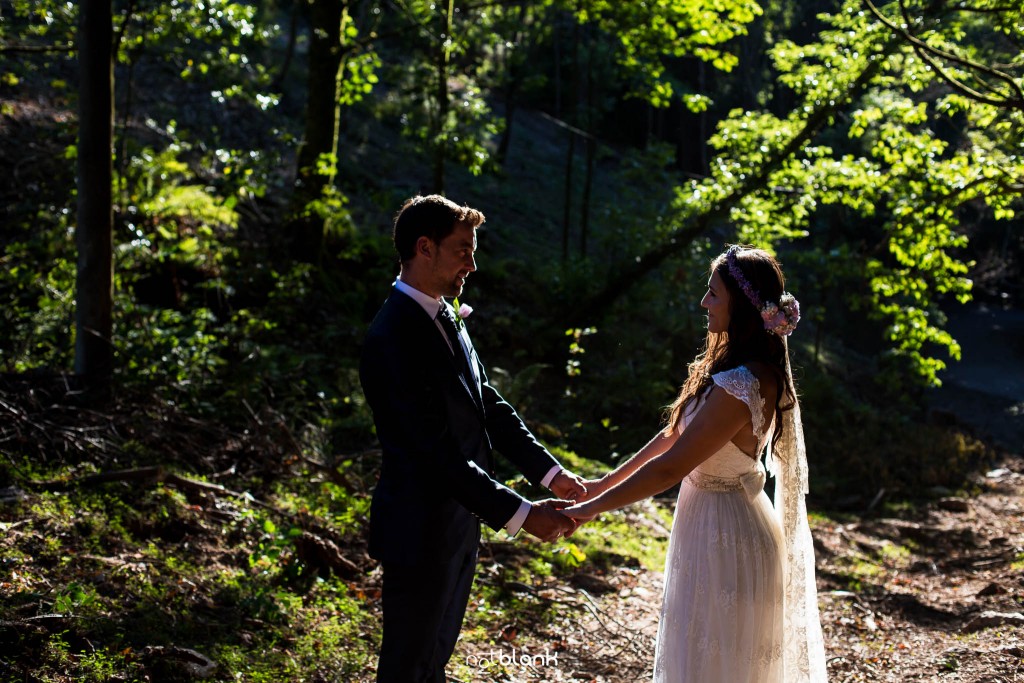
[393,194,485,264]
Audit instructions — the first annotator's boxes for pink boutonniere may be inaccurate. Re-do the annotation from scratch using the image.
[453,298,473,329]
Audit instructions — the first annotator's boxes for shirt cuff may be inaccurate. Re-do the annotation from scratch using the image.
[504,500,532,537]
[504,466,563,537]
[540,465,562,489]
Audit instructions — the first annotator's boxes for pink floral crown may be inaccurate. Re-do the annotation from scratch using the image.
[724,246,800,337]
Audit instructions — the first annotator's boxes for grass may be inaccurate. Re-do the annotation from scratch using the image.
[876,540,912,567]
[565,501,673,572]
[0,443,677,682]
[1010,552,1024,572]
[0,454,381,682]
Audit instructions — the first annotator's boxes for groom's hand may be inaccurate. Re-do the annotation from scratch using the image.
[550,470,587,501]
[522,499,577,542]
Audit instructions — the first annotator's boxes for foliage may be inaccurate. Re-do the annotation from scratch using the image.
[0,0,277,105]
[572,0,763,107]
[659,0,1023,387]
[370,1,502,181]
[0,1,77,49]
[0,232,77,372]
[0,456,378,682]
[386,57,500,178]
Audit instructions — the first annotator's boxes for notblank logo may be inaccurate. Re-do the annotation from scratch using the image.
[466,648,559,669]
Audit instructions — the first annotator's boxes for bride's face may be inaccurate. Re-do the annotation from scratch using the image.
[701,269,730,334]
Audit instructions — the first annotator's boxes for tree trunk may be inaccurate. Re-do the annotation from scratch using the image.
[561,132,575,263]
[433,43,447,194]
[676,59,709,175]
[561,8,582,262]
[496,5,528,164]
[272,0,301,92]
[496,91,517,164]
[553,12,562,118]
[292,0,345,261]
[75,0,114,396]
[580,135,595,258]
[433,0,454,194]
[579,23,595,258]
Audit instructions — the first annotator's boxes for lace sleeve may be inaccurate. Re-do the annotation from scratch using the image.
[711,366,766,440]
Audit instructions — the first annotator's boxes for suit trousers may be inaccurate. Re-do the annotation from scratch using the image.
[376,543,479,682]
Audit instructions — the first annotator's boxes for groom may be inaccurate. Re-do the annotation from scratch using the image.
[359,194,586,682]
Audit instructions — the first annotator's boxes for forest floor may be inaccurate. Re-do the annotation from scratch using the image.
[2,374,1021,683]
[465,450,1024,683]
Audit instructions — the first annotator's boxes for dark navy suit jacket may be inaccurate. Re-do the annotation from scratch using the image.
[359,288,559,565]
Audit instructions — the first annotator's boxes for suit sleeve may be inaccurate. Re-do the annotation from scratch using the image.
[478,367,561,486]
[360,327,527,531]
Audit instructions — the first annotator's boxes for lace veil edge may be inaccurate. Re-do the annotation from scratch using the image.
[768,338,829,681]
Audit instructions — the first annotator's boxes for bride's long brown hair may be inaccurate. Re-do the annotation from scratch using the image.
[664,246,796,452]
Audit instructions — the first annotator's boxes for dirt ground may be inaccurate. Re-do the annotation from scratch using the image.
[456,449,1023,683]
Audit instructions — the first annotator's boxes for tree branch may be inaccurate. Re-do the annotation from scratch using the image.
[865,0,1024,108]
[570,48,894,325]
[898,0,1024,102]
[112,0,139,58]
[25,465,241,498]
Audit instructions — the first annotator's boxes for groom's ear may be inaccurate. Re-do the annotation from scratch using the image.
[415,235,434,260]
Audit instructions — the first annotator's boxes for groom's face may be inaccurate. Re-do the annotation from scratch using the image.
[431,221,478,298]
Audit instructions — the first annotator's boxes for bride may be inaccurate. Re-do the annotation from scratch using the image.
[565,245,827,682]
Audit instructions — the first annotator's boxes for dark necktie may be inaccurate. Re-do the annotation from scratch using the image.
[437,304,478,398]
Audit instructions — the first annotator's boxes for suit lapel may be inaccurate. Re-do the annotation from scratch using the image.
[449,326,484,413]
[388,290,484,415]
[449,321,484,408]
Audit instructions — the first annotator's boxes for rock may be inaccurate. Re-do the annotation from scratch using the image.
[829,590,861,600]
[975,582,1007,597]
[572,572,616,594]
[293,531,360,578]
[0,487,28,504]
[937,497,971,513]
[962,610,1024,633]
[909,560,938,574]
[887,520,939,545]
[142,645,216,679]
[954,527,979,546]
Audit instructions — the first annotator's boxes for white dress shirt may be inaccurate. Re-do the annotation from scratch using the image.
[393,278,560,536]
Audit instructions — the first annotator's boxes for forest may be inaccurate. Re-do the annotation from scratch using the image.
[1,0,1022,680]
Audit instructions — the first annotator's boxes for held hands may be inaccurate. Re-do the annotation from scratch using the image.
[549,470,588,501]
[544,471,609,531]
[527,470,607,540]
[562,501,600,524]
[522,499,577,542]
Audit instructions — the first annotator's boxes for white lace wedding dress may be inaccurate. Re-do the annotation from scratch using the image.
[654,366,827,682]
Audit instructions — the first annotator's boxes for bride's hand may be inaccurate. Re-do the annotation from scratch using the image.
[562,502,599,523]
[577,477,608,501]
